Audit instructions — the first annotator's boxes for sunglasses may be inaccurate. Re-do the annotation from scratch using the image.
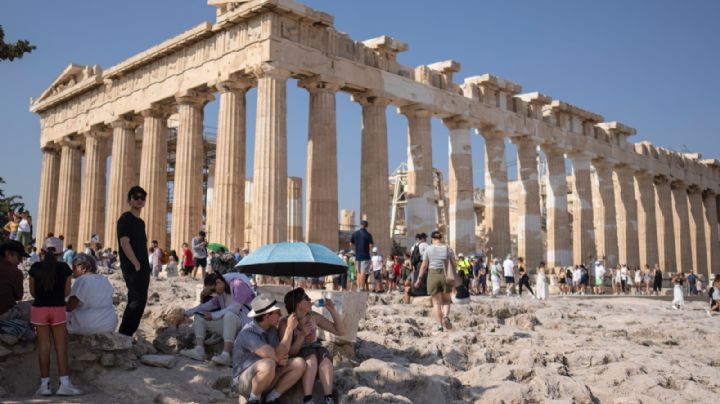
[131,194,147,201]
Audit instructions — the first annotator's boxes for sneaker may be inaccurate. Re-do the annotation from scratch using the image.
[442,316,453,330]
[180,346,205,361]
[324,397,336,404]
[211,353,231,366]
[56,382,83,396]
[436,325,444,332]
[35,383,52,396]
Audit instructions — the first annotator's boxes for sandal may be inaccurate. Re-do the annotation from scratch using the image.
[443,316,453,330]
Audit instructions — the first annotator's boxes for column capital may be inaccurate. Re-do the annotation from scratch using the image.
[110,117,140,130]
[398,104,432,118]
[41,141,60,153]
[58,135,83,149]
[216,77,255,94]
[297,76,343,93]
[539,142,565,156]
[175,89,215,107]
[613,164,635,176]
[703,189,717,199]
[351,93,392,107]
[443,115,473,130]
[140,104,175,119]
[251,63,292,81]
[633,169,655,180]
[653,175,671,186]
[81,125,112,140]
[687,184,703,194]
[670,179,686,190]
[566,150,594,161]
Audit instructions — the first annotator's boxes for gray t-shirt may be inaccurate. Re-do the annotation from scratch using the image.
[422,244,454,270]
[192,236,207,259]
[232,321,279,378]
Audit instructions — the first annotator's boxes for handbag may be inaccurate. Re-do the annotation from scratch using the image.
[444,246,461,287]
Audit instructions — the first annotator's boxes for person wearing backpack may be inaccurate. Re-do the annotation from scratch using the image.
[409,233,428,296]
[414,231,457,332]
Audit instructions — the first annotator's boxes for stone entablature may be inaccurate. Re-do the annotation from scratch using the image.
[31,0,720,193]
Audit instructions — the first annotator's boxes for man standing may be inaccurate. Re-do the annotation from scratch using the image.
[232,296,306,404]
[117,186,151,336]
[16,211,32,247]
[350,220,373,292]
[191,231,208,280]
[503,255,515,296]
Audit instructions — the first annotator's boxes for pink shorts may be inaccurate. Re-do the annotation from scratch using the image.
[30,306,67,326]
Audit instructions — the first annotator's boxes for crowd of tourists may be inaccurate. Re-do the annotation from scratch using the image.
[2,185,719,402]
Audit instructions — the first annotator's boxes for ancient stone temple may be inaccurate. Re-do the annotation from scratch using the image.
[31,0,720,278]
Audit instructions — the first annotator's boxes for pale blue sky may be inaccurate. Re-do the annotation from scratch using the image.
[1,0,719,225]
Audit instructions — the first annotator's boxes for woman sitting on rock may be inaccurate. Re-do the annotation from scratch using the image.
[181,273,254,366]
[66,253,117,335]
[279,288,345,404]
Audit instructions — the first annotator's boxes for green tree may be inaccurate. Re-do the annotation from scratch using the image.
[0,25,35,61]
[0,177,25,216]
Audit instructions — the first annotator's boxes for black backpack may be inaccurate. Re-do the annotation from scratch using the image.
[411,244,422,268]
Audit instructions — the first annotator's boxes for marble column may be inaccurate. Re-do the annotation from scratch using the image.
[134,136,143,186]
[569,152,595,267]
[671,180,692,273]
[447,119,475,255]
[55,139,82,248]
[703,190,720,277]
[340,209,356,231]
[592,161,619,267]
[688,186,707,274]
[207,80,252,250]
[541,145,571,268]
[287,176,303,242]
[251,67,290,249]
[354,94,392,256]
[37,145,61,242]
[614,165,639,268]
[635,171,658,270]
[654,176,676,272]
[139,108,169,248]
[78,130,108,247]
[171,91,212,252]
[483,133,510,259]
[105,119,137,250]
[402,107,436,248]
[512,137,542,269]
[301,78,340,249]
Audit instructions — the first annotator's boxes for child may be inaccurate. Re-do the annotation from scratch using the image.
[29,237,82,396]
[390,256,401,292]
[181,242,193,278]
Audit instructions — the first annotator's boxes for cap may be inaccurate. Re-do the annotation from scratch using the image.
[43,236,64,254]
[458,253,464,257]
[372,247,378,253]
[247,295,282,318]
[0,240,29,258]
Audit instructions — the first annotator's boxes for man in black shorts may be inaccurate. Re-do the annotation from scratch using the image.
[117,186,151,336]
[191,231,208,280]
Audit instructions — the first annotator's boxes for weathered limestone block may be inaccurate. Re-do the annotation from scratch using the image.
[140,354,178,368]
[306,290,369,344]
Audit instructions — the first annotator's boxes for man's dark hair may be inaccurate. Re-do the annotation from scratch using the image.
[431,231,442,240]
[127,185,147,201]
[360,220,368,228]
[199,231,206,237]
[152,240,158,245]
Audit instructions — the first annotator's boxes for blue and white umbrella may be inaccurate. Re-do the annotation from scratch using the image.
[236,242,347,278]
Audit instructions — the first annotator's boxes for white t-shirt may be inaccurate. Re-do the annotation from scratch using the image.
[18,218,31,233]
[594,265,605,280]
[620,267,629,281]
[67,274,118,335]
[371,255,383,271]
[503,259,514,277]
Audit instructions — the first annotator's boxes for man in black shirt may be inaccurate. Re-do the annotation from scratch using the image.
[350,220,373,292]
[117,186,150,336]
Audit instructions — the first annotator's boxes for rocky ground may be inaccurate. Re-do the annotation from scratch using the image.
[1,271,719,403]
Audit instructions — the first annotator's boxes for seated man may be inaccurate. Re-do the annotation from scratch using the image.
[232,295,305,404]
[0,240,30,321]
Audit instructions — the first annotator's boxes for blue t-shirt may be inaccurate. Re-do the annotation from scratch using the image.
[350,228,373,261]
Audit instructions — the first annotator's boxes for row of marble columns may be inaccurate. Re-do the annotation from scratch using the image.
[480,136,720,276]
[36,71,720,278]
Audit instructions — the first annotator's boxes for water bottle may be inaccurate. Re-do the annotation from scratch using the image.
[313,298,325,308]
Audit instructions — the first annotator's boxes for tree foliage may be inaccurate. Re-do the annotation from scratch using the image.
[0,25,35,61]
[0,177,25,215]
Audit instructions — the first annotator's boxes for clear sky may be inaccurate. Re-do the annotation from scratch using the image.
[1,0,719,227]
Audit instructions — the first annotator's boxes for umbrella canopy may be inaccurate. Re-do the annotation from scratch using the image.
[236,242,347,278]
[207,242,228,253]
